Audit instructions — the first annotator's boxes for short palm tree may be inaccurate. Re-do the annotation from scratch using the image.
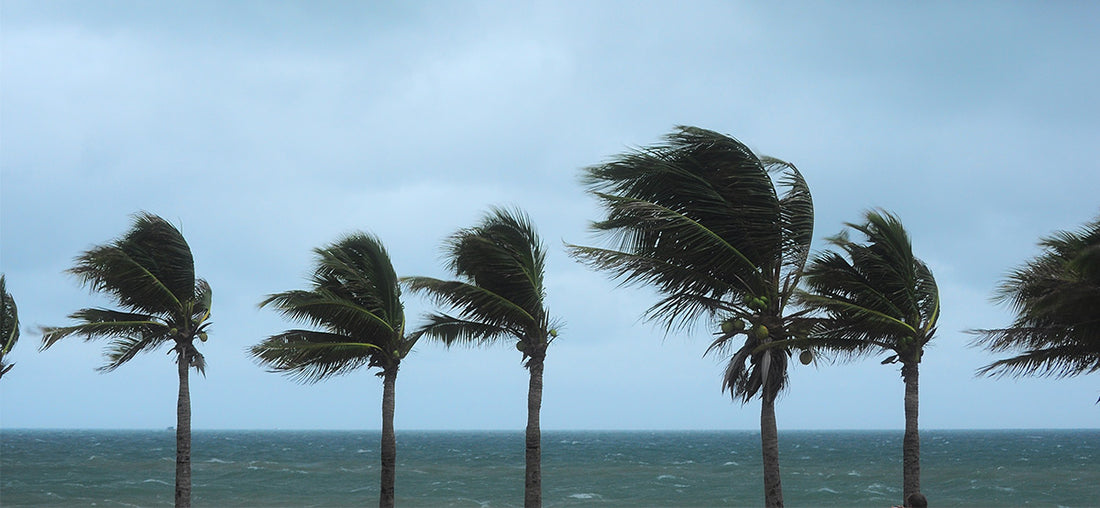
[250,232,414,508]
[971,214,1100,382]
[793,209,939,503]
[40,212,212,508]
[403,207,559,508]
[1,274,19,379]
[568,126,814,508]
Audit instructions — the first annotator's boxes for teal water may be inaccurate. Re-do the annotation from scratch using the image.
[1,429,1097,506]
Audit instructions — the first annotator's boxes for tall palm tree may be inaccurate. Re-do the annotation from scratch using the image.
[40,212,212,508]
[250,232,414,508]
[1,275,19,379]
[568,126,814,508]
[403,207,559,508]
[971,214,1100,381]
[792,210,939,502]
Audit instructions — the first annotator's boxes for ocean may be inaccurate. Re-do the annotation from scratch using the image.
[1,429,1096,507]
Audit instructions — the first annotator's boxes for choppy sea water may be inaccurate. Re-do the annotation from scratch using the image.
[1,429,1096,507]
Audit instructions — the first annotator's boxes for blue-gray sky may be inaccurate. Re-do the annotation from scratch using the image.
[1,1,1097,431]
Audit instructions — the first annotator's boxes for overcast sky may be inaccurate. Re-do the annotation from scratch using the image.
[2,1,1097,431]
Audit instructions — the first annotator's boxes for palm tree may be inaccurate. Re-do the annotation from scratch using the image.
[403,207,560,508]
[792,209,939,503]
[1,275,19,379]
[249,232,414,508]
[568,126,814,508]
[40,212,212,508]
[971,214,1100,382]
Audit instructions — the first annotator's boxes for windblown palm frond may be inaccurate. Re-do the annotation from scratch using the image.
[253,232,412,380]
[1,275,19,378]
[972,214,1100,378]
[68,212,196,318]
[402,277,534,335]
[251,330,382,383]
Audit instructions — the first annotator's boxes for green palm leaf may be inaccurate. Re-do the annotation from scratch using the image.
[402,277,535,334]
[972,214,1100,378]
[251,330,382,383]
[68,212,195,319]
[407,313,515,347]
[1,275,19,378]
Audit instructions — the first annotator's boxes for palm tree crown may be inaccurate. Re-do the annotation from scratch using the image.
[1,275,19,379]
[404,207,557,358]
[797,209,940,365]
[972,214,1100,379]
[569,126,814,402]
[251,232,410,381]
[41,212,211,372]
[568,126,813,507]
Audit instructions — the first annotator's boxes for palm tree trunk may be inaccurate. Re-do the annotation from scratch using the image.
[379,367,398,508]
[760,395,784,508]
[175,347,192,508]
[901,361,921,502]
[524,356,544,508]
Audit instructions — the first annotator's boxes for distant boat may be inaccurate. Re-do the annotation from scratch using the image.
[166,426,175,431]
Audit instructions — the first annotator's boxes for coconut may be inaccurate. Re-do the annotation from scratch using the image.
[799,350,813,365]
[516,341,527,351]
[754,324,769,339]
[198,332,208,342]
[721,319,746,334]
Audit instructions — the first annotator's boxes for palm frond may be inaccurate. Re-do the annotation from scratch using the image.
[68,213,195,318]
[444,207,547,322]
[769,158,814,301]
[579,127,785,302]
[41,308,169,348]
[260,288,397,343]
[1,275,18,359]
[409,313,514,347]
[721,340,789,404]
[972,213,1100,378]
[402,277,535,334]
[975,343,1100,378]
[311,233,403,329]
[250,330,381,383]
[98,333,168,372]
[566,244,742,310]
